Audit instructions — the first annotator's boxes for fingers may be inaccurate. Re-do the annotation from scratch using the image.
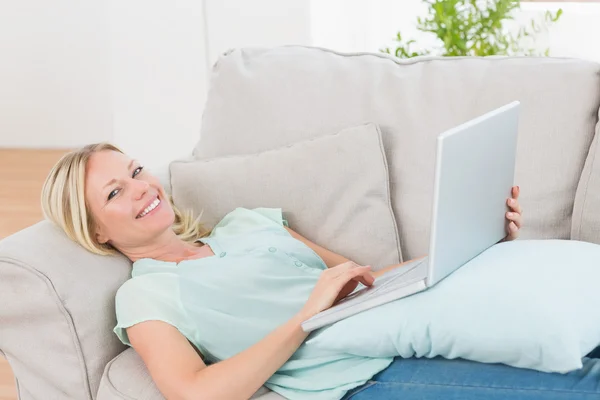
[511,185,520,199]
[354,269,375,286]
[504,186,523,243]
[338,265,374,286]
[506,220,519,240]
[326,261,375,286]
[507,197,522,215]
[505,210,522,229]
[328,261,362,276]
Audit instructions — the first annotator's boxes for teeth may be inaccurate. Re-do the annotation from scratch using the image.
[137,197,160,219]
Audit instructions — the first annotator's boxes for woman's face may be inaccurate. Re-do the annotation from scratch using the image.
[85,150,175,249]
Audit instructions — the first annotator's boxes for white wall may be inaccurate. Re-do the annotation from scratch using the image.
[109,0,312,167]
[0,0,312,166]
[204,0,311,67]
[0,0,208,160]
[107,0,209,167]
[0,0,113,148]
[310,0,431,55]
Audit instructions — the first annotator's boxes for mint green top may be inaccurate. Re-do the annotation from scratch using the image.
[113,207,393,400]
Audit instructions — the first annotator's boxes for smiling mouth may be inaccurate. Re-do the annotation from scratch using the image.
[136,195,161,219]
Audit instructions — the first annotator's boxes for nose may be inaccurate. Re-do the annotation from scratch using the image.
[132,179,150,201]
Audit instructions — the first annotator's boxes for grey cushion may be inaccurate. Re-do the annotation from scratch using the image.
[572,112,600,244]
[97,348,285,400]
[171,122,402,270]
[0,221,132,400]
[195,46,600,259]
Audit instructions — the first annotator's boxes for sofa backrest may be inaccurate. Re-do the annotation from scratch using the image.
[194,45,600,260]
[0,221,132,400]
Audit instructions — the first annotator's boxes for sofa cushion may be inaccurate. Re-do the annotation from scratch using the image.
[194,45,600,259]
[572,112,600,244]
[0,221,131,400]
[171,123,402,270]
[96,348,284,400]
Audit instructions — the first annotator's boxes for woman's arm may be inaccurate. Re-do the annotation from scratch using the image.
[128,313,311,400]
[370,255,428,278]
[284,225,424,279]
[192,313,310,399]
[284,225,425,278]
[284,226,351,268]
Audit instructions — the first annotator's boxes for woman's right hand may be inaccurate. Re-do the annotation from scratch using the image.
[298,261,375,319]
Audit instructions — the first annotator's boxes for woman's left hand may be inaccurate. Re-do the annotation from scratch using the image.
[501,185,522,242]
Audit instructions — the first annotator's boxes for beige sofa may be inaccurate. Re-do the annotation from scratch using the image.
[1,45,600,400]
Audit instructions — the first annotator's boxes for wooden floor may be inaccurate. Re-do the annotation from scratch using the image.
[0,149,71,400]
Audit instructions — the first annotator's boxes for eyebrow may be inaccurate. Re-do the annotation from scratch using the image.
[103,159,135,190]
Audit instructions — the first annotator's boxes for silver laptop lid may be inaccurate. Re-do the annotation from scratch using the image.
[426,101,520,286]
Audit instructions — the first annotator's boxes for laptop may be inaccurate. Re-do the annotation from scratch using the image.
[301,101,521,333]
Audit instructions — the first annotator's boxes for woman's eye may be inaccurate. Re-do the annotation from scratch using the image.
[133,166,144,178]
[107,189,119,200]
[107,166,144,201]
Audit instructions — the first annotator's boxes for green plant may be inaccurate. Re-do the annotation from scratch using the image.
[381,0,562,58]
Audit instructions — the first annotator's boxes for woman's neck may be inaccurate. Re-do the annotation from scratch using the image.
[120,231,205,263]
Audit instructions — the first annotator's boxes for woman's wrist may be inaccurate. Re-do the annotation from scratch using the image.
[290,312,313,335]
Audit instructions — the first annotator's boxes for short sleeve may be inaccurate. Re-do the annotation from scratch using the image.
[113,274,192,348]
[208,207,289,240]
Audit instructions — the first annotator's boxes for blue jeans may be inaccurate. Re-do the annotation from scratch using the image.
[341,353,600,399]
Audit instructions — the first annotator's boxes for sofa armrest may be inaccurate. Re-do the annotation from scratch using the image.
[0,221,132,400]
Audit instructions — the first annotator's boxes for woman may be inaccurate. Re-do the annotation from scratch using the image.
[41,142,600,400]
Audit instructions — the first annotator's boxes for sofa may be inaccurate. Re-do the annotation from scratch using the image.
[1,45,600,400]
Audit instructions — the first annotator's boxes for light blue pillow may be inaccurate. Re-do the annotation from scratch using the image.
[304,240,600,373]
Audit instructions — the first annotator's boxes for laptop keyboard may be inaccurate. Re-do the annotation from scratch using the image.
[337,257,429,304]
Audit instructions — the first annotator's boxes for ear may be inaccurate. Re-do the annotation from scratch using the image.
[95,225,109,245]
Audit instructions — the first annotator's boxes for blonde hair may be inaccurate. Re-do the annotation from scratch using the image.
[41,142,212,256]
